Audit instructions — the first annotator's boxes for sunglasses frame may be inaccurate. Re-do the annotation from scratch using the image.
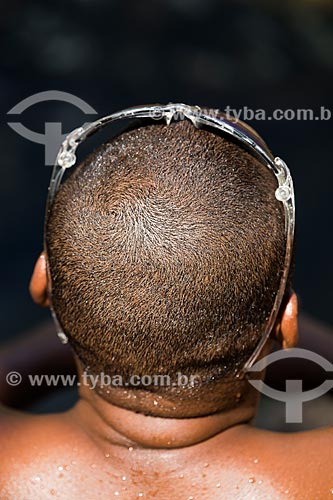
[45,103,295,374]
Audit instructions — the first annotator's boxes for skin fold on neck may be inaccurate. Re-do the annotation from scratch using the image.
[72,361,259,452]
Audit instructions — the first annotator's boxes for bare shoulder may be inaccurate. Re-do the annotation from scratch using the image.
[262,425,333,459]
[0,404,82,457]
[232,425,333,498]
[0,404,75,463]
[0,405,96,500]
[273,426,333,494]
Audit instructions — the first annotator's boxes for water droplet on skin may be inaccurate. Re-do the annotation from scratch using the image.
[285,490,289,494]
[121,476,127,481]
[188,496,194,500]
[114,492,119,496]
[248,477,256,483]
[153,400,158,406]
[179,473,184,479]
[57,466,64,472]
[216,483,221,488]
[105,453,110,458]
[128,446,134,452]
[253,458,259,464]
[138,493,143,497]
[331,488,333,495]
[258,480,263,485]
[203,462,209,468]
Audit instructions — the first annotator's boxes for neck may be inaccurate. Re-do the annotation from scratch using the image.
[73,375,258,451]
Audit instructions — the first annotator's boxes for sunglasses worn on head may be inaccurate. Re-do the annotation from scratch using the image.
[45,103,295,375]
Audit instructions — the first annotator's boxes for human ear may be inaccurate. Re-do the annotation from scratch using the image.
[274,291,298,349]
[29,252,50,308]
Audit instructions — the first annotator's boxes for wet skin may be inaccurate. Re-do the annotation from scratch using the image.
[0,256,332,499]
[0,389,332,500]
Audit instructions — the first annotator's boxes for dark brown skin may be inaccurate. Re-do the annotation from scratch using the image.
[0,254,332,499]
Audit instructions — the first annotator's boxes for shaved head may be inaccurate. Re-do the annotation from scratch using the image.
[45,118,286,391]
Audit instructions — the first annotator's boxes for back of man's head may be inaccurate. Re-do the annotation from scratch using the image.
[45,118,285,390]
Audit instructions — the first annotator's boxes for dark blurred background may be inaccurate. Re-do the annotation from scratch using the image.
[1,0,332,343]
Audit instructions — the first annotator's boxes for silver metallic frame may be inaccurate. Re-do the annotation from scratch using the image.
[46,103,295,373]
